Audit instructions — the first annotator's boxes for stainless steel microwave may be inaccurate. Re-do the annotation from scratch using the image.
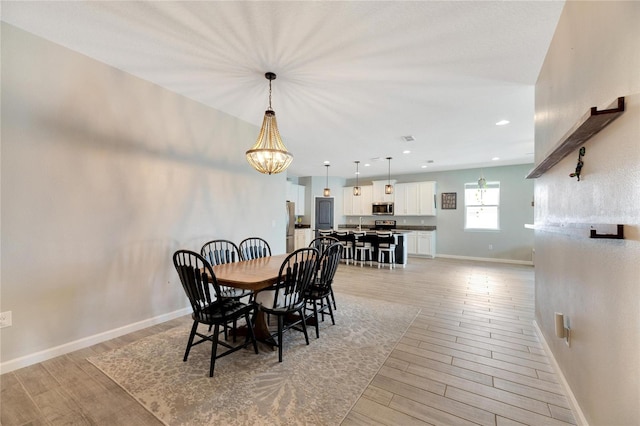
[372,202,394,215]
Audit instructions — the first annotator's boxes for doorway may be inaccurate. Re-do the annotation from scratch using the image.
[315,197,334,237]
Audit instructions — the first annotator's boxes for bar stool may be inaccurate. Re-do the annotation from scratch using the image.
[335,231,353,265]
[318,229,334,238]
[353,231,373,267]
[376,231,396,269]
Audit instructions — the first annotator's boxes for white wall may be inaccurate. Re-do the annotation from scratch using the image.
[534,2,640,424]
[0,24,287,370]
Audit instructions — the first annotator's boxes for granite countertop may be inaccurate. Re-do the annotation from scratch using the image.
[337,224,436,231]
[294,224,311,229]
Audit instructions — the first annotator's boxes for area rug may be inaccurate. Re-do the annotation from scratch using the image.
[88,293,419,426]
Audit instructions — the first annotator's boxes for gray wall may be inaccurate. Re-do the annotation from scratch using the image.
[1,24,287,368]
[341,164,535,263]
[534,2,640,424]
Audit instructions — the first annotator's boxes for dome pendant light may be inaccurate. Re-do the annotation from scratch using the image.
[353,161,361,196]
[323,164,331,197]
[384,157,394,194]
[245,72,293,175]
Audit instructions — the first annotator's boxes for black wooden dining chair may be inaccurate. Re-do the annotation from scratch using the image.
[201,239,254,340]
[309,235,340,310]
[304,242,342,338]
[254,247,319,362]
[173,250,258,377]
[201,239,253,301]
[308,236,338,255]
[239,237,272,261]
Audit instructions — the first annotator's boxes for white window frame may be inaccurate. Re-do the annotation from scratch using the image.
[464,181,500,231]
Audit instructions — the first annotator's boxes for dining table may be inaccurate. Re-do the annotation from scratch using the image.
[212,253,290,346]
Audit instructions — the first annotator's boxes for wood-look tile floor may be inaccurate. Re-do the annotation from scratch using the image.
[1,257,576,426]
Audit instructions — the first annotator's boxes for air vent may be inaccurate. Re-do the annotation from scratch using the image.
[401,135,415,142]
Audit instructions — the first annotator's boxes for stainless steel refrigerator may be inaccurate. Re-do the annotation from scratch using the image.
[286,201,295,252]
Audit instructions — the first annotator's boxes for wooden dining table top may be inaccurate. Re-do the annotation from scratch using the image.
[212,253,288,291]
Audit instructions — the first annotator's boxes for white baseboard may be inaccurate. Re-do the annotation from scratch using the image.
[436,253,534,266]
[0,307,191,375]
[533,320,589,426]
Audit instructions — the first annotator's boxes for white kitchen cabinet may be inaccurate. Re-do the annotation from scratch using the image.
[416,231,436,258]
[342,187,354,215]
[353,185,373,215]
[343,185,372,216]
[417,181,436,216]
[372,180,395,203]
[394,181,437,216]
[406,232,418,254]
[294,228,312,250]
[296,185,306,216]
[286,182,306,216]
[407,231,436,257]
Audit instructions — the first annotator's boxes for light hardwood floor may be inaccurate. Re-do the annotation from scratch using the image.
[1,257,576,425]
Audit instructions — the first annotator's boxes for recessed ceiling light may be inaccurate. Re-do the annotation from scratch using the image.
[421,165,428,169]
[403,150,411,154]
[323,160,330,164]
[492,157,500,161]
[496,120,510,126]
[364,163,371,167]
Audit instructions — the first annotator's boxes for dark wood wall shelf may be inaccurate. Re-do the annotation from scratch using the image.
[526,97,625,179]
[525,223,625,240]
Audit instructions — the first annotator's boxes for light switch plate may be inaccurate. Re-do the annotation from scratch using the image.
[0,311,12,328]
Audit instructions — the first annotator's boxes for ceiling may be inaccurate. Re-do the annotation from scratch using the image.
[1,1,565,180]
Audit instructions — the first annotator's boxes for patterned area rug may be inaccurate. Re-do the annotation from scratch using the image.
[88,294,419,426]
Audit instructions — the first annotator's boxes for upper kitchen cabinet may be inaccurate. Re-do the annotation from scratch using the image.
[395,181,437,216]
[372,180,396,203]
[286,181,306,216]
[343,185,373,216]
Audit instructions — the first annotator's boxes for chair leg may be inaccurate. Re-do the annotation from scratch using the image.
[330,287,337,310]
[326,295,336,325]
[299,308,310,346]
[277,315,286,362]
[210,324,220,377]
[313,300,320,338]
[184,321,198,362]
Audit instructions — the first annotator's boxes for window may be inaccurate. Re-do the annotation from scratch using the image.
[464,181,500,230]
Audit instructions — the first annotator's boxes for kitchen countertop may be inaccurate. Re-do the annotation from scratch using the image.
[337,225,436,231]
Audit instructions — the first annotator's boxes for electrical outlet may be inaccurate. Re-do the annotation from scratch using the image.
[0,311,12,328]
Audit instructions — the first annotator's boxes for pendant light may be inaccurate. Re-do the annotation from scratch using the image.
[245,72,293,175]
[323,164,331,197]
[478,169,487,188]
[384,157,394,194]
[353,161,361,196]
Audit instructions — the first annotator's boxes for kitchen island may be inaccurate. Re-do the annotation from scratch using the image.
[325,228,411,267]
